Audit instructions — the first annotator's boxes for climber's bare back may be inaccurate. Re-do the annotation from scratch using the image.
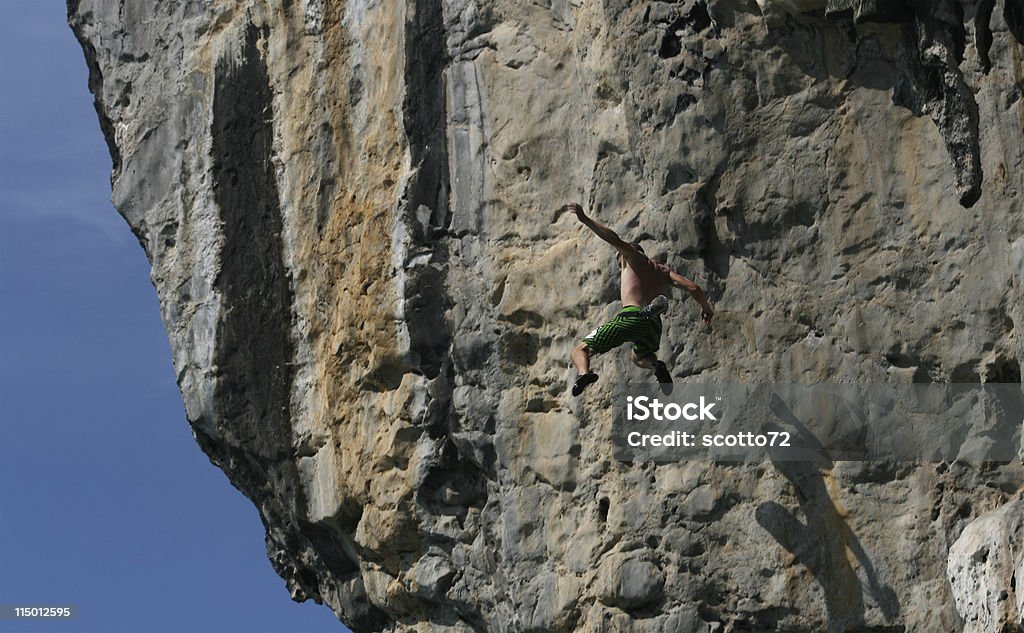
[619,254,672,307]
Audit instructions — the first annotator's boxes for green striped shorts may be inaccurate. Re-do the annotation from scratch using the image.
[582,305,662,358]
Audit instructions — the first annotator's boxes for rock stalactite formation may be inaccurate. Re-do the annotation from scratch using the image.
[70,0,1024,630]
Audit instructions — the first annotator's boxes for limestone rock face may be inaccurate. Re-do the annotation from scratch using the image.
[947,498,1024,633]
[69,0,1024,630]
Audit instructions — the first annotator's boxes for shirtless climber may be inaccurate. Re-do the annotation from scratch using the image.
[564,203,714,396]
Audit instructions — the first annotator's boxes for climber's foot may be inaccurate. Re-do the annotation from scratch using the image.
[640,294,669,318]
[572,372,599,396]
[653,361,673,395]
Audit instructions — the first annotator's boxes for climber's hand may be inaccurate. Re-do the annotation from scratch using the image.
[562,203,586,221]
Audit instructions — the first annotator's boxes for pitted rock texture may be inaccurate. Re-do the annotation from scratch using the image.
[70,0,1024,631]
[947,498,1024,633]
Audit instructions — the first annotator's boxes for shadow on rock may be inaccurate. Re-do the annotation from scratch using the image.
[755,395,900,632]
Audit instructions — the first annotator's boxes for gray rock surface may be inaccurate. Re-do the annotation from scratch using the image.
[596,553,665,609]
[68,0,1024,630]
[948,498,1024,633]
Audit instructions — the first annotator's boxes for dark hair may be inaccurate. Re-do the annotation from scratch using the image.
[617,243,646,265]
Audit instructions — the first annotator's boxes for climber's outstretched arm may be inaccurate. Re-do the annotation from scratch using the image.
[562,203,645,267]
[669,270,714,324]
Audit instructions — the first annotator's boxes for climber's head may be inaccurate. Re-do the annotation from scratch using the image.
[617,242,645,268]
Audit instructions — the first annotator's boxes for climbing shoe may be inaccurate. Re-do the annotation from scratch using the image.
[653,361,673,395]
[639,294,669,319]
[572,372,599,396]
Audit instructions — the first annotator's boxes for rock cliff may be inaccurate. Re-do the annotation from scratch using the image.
[70,0,1024,630]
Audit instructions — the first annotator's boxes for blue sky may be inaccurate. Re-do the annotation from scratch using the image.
[0,4,348,632]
